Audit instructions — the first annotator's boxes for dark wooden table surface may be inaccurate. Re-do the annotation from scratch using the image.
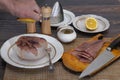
[0,0,120,79]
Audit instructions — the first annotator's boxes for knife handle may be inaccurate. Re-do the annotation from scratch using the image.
[108,36,120,50]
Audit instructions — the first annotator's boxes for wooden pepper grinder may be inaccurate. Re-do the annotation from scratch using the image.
[26,21,36,33]
[17,18,36,33]
[41,5,52,35]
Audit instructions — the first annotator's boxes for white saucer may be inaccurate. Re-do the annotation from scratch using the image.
[73,14,110,33]
[51,9,75,27]
[0,34,64,69]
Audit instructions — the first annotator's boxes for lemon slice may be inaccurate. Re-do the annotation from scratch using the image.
[85,17,97,31]
[17,18,35,23]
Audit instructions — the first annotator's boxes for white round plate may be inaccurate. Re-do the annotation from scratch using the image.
[0,34,64,69]
[73,14,110,33]
[51,9,75,27]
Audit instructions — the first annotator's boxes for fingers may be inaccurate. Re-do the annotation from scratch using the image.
[31,11,42,21]
[31,0,41,21]
[17,8,42,21]
[29,7,42,21]
[10,0,42,21]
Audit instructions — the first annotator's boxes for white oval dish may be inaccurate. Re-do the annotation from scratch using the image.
[72,14,110,33]
[0,34,64,69]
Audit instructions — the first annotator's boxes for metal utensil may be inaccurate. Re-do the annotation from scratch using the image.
[79,36,120,79]
[50,1,64,24]
[46,49,54,71]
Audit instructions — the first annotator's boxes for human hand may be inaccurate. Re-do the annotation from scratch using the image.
[0,0,41,21]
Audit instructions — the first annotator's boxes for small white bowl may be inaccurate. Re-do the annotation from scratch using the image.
[57,25,77,43]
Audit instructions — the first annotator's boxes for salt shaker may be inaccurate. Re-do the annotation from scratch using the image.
[41,5,52,35]
[57,25,77,43]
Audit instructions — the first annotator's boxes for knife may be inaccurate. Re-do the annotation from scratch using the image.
[79,36,120,79]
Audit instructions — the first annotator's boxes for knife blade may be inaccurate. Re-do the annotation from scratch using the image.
[79,36,120,79]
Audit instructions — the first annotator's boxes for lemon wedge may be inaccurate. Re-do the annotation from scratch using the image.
[17,18,35,23]
[85,17,97,31]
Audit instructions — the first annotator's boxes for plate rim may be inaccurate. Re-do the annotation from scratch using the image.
[7,42,56,67]
[0,33,64,69]
[51,9,75,27]
[72,14,110,33]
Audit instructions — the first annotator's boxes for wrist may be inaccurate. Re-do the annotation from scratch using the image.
[0,0,8,10]
[0,0,13,12]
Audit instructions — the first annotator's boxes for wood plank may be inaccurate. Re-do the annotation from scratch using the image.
[36,0,120,6]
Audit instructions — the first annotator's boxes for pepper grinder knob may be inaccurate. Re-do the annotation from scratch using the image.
[41,5,52,35]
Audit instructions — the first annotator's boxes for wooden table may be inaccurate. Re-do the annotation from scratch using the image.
[0,0,120,79]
